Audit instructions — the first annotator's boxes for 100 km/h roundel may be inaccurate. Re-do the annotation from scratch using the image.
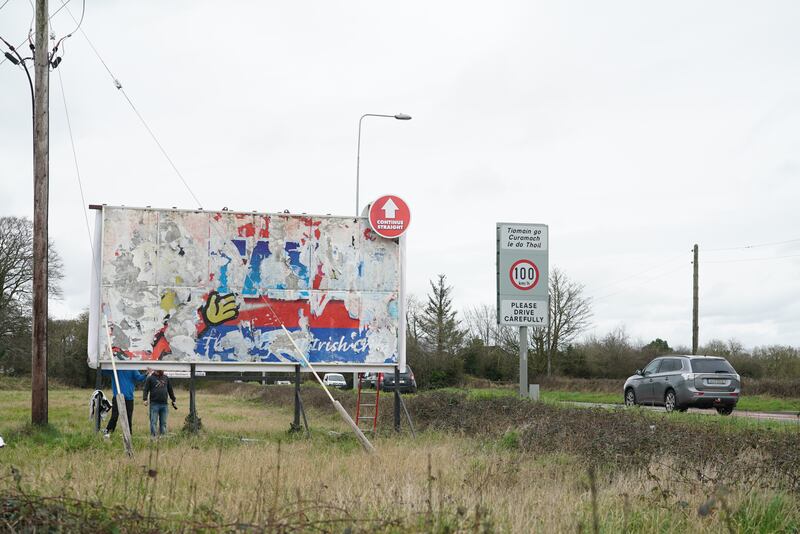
[509,259,540,291]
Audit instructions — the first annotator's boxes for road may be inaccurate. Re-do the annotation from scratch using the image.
[564,401,800,423]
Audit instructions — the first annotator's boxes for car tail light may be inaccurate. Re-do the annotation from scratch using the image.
[695,392,705,396]
[731,392,739,396]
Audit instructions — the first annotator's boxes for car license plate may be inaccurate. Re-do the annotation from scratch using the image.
[707,379,727,385]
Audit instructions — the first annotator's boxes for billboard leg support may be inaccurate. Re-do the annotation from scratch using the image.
[398,393,416,438]
[519,326,528,397]
[291,365,302,433]
[189,364,198,434]
[393,366,401,433]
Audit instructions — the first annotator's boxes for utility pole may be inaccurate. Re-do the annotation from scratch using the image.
[692,244,698,355]
[31,0,50,426]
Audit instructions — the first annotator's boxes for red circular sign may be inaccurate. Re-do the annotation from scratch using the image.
[368,195,411,238]
[509,259,540,290]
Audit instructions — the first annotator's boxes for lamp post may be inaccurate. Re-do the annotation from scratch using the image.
[355,113,411,215]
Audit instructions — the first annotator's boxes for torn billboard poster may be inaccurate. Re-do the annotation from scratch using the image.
[87,206,404,368]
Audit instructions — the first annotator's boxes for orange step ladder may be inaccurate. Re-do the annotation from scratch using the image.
[355,372,383,433]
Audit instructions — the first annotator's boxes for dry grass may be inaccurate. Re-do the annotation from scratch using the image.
[1,386,799,532]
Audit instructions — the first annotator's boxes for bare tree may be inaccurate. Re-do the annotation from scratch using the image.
[0,216,63,337]
[405,294,423,346]
[530,268,592,375]
[463,303,498,346]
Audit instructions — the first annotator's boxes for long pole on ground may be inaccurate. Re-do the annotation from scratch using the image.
[692,244,699,354]
[103,314,133,457]
[519,326,528,397]
[31,0,50,426]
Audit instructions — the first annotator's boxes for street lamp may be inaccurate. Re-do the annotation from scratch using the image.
[355,113,412,215]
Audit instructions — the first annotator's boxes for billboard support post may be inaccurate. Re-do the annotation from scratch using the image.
[292,365,302,432]
[189,364,198,433]
[519,326,528,397]
[393,366,401,432]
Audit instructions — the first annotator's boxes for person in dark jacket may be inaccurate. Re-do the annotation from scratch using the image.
[102,369,147,437]
[143,370,177,437]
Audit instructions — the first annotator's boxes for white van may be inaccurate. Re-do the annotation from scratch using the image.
[322,373,348,389]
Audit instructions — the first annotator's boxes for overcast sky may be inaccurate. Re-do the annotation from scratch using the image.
[1,0,798,350]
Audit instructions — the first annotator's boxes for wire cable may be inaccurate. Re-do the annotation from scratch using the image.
[0,0,13,12]
[56,67,95,256]
[704,237,800,253]
[593,262,690,303]
[61,3,204,208]
[51,0,84,56]
[587,252,686,295]
[703,254,800,264]
[0,0,73,67]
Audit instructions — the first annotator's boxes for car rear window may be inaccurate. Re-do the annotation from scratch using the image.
[690,359,735,374]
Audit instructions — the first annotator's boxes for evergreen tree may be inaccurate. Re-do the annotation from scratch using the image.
[418,274,465,357]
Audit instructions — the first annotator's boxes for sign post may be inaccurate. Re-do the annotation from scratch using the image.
[496,223,549,397]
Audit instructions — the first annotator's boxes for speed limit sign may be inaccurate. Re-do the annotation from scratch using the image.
[509,259,540,290]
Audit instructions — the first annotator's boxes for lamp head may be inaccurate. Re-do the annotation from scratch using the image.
[394,113,412,120]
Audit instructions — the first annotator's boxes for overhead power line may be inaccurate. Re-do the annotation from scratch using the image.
[592,262,690,303]
[704,254,800,264]
[60,3,204,208]
[57,67,94,254]
[0,0,73,67]
[705,237,800,253]
[589,252,686,295]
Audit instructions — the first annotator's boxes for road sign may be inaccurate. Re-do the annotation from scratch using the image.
[497,223,549,326]
[369,195,411,238]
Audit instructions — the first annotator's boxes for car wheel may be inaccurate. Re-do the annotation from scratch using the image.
[664,389,677,413]
[716,406,734,416]
[624,388,636,407]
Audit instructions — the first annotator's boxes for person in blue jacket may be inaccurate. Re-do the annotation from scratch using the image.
[102,368,148,437]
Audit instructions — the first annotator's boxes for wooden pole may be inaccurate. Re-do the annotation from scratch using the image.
[692,244,699,355]
[31,0,50,426]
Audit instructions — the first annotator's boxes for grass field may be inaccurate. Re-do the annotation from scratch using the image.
[1,384,799,532]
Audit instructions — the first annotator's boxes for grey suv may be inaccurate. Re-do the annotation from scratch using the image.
[623,356,740,415]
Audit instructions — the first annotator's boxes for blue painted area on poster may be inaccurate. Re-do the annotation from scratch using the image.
[284,241,309,285]
[242,240,271,295]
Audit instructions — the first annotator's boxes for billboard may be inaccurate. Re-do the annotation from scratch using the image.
[88,206,405,370]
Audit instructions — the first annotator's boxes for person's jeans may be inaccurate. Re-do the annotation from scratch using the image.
[149,403,169,436]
